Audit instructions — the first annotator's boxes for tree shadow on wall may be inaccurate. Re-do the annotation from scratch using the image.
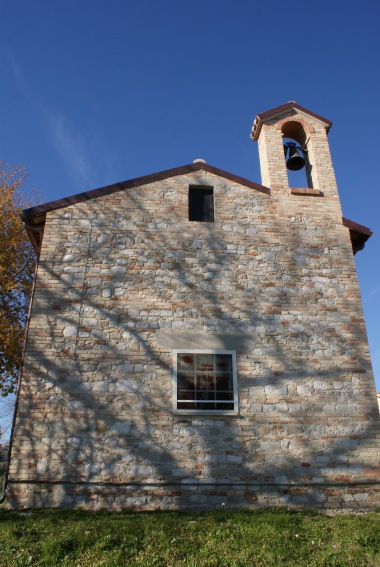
[7,174,380,509]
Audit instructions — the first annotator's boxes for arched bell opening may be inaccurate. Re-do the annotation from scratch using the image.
[281,121,312,189]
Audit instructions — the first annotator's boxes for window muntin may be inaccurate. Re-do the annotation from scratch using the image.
[189,187,214,222]
[173,350,238,413]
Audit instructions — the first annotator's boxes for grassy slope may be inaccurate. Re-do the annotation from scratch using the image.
[0,508,379,566]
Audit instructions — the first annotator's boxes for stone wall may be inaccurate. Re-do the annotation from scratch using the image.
[6,168,380,510]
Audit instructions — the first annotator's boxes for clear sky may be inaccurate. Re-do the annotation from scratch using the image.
[1,1,379,439]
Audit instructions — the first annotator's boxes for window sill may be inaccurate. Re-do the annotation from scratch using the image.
[173,410,241,418]
[290,188,324,196]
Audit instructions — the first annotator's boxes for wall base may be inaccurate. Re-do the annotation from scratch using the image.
[4,482,380,511]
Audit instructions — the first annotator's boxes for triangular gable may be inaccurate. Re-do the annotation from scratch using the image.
[22,162,270,221]
[21,163,270,254]
[251,101,332,141]
[20,161,371,256]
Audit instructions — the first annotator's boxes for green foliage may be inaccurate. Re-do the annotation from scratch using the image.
[0,508,379,566]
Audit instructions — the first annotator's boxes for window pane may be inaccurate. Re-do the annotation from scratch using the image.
[197,373,214,388]
[178,353,195,370]
[196,354,214,371]
[217,392,234,401]
[178,390,196,400]
[177,371,195,391]
[215,373,233,391]
[215,354,232,371]
[196,391,207,401]
[197,381,208,392]
[215,402,234,410]
[178,401,196,410]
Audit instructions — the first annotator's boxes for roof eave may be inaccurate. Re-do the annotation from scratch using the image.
[343,217,373,254]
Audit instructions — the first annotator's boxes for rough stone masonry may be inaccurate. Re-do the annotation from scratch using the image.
[4,102,379,510]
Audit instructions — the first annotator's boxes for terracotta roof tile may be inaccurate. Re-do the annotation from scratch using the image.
[251,101,332,141]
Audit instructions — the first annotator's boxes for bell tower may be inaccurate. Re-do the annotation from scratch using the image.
[251,101,341,207]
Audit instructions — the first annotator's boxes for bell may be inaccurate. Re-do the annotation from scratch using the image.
[285,143,306,171]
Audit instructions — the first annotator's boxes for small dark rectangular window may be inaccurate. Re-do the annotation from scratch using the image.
[189,187,214,222]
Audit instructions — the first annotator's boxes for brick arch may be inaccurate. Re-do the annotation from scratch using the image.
[277,117,315,147]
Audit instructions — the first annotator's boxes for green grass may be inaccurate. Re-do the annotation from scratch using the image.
[0,507,379,566]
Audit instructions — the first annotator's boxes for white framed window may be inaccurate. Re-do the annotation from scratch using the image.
[173,349,238,414]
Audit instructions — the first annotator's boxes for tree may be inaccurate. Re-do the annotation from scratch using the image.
[0,162,37,396]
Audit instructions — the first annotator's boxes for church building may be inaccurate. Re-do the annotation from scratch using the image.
[4,102,379,510]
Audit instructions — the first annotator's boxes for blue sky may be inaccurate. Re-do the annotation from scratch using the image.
[1,1,379,438]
